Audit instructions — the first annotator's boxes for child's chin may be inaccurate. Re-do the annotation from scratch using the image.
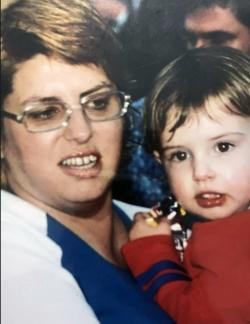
[198,209,231,221]
[188,205,230,221]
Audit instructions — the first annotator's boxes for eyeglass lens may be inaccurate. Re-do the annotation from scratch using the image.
[23,91,125,132]
[81,91,123,121]
[24,102,66,131]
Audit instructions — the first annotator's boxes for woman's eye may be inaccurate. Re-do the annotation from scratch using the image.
[29,105,61,120]
[216,142,235,153]
[168,151,189,162]
[87,97,109,110]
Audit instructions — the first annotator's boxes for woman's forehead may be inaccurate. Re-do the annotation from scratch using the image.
[4,54,110,111]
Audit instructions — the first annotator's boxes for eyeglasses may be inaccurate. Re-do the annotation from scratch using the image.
[3,85,131,133]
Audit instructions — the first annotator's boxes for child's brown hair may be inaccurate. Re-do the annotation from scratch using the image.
[144,47,250,155]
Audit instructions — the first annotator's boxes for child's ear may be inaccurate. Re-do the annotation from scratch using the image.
[153,150,162,164]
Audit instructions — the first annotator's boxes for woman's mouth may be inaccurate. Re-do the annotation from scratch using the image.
[61,154,97,169]
[59,153,100,178]
[195,192,226,208]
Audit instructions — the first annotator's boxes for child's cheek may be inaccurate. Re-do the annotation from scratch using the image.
[169,175,189,207]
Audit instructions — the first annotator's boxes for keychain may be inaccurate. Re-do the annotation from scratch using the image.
[146,195,188,260]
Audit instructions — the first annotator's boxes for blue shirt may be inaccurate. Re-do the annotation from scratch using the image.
[47,204,174,324]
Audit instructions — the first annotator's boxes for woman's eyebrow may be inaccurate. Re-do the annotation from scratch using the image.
[20,96,62,106]
[20,82,114,107]
[80,82,114,97]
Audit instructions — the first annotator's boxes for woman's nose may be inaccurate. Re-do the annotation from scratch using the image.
[63,109,92,143]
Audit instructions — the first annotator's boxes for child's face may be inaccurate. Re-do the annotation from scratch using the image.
[160,100,250,220]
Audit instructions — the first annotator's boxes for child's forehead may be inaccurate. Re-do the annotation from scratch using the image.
[161,103,249,146]
[167,95,233,122]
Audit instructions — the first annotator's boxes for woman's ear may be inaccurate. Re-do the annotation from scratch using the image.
[1,137,5,160]
[153,150,162,164]
[1,141,8,189]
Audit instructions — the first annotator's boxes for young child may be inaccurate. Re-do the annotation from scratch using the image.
[122,47,250,324]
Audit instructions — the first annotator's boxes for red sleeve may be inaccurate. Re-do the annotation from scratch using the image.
[122,211,250,324]
[122,235,222,324]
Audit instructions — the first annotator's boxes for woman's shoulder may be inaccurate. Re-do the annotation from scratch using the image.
[1,189,47,229]
[1,189,99,323]
[1,189,61,264]
[1,189,67,275]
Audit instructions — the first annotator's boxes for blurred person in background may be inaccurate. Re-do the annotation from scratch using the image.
[183,0,250,54]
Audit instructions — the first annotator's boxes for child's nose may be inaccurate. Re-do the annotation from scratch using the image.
[192,157,215,182]
[63,109,92,143]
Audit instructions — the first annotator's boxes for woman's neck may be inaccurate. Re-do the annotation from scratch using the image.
[45,194,128,267]
[9,186,129,266]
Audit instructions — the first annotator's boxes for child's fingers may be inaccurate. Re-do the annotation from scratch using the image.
[145,215,159,227]
[134,211,164,227]
[167,211,177,221]
[129,211,172,240]
[133,212,149,222]
[133,210,176,228]
[145,210,177,227]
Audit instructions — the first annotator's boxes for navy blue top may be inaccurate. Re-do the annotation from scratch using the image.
[47,204,174,324]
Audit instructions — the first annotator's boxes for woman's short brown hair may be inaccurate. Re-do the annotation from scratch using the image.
[1,0,125,108]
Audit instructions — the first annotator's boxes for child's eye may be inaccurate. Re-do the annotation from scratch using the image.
[168,151,189,162]
[216,142,235,153]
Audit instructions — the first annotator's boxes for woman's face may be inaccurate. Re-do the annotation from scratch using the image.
[3,54,123,213]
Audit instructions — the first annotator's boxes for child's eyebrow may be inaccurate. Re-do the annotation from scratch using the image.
[161,132,245,152]
[210,132,245,140]
[161,145,184,152]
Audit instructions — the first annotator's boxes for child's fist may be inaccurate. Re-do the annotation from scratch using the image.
[129,212,172,241]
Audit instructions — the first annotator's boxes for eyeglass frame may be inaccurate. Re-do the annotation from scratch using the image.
[3,84,131,133]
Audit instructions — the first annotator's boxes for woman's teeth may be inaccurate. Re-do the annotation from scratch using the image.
[61,155,97,167]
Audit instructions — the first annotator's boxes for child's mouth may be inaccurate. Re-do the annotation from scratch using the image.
[195,192,226,208]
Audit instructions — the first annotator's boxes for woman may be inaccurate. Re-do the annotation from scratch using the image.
[1,0,173,323]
